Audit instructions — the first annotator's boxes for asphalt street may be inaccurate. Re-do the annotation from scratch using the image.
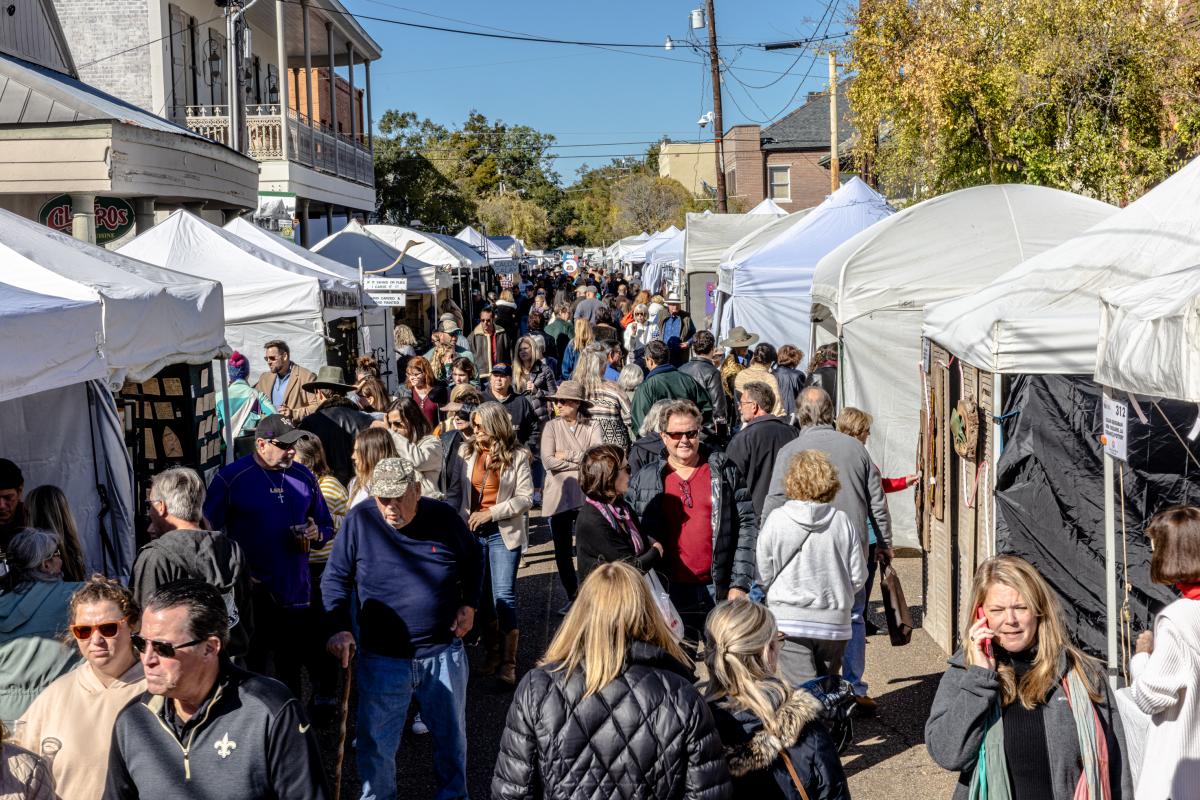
[315,514,957,799]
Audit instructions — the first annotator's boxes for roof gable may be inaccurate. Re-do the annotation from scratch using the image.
[762,80,855,151]
[0,0,75,77]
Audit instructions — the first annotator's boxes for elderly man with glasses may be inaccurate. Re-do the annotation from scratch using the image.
[625,398,758,643]
[106,580,329,800]
[203,415,333,701]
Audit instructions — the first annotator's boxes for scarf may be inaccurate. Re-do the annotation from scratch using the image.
[585,497,644,552]
[968,668,1110,800]
[1176,582,1200,600]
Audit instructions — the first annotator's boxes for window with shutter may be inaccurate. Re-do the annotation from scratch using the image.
[209,29,227,107]
[167,5,191,122]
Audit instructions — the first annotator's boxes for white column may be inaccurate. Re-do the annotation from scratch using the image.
[364,59,374,152]
[275,0,290,161]
[347,43,357,147]
[302,0,314,164]
[326,20,339,173]
[70,193,96,244]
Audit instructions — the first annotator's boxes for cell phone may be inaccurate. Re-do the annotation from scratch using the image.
[975,607,992,658]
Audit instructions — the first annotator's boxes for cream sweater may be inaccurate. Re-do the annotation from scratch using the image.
[1129,598,1200,800]
[17,660,146,800]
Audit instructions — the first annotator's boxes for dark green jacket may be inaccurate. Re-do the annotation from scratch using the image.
[630,365,713,434]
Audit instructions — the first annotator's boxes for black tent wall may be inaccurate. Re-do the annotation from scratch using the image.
[994,374,1199,658]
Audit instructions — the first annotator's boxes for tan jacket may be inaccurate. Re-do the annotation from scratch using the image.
[17,661,145,800]
[733,364,785,416]
[539,417,602,517]
[461,446,533,551]
[254,363,321,422]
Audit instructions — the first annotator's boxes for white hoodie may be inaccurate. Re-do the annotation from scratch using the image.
[757,500,867,631]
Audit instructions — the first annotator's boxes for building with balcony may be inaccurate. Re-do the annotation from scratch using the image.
[49,0,381,245]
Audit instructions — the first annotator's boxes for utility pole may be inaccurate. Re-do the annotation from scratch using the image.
[705,0,728,213]
[828,50,839,193]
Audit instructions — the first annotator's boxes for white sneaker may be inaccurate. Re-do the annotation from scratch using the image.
[411,713,429,735]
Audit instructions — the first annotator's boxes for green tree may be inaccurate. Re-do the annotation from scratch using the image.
[478,194,551,248]
[848,0,1200,203]
[611,174,695,236]
[373,110,473,230]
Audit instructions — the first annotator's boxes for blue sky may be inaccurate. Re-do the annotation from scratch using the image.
[343,0,852,183]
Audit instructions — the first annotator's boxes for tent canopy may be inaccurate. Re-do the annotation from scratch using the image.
[366,225,487,270]
[626,226,680,263]
[813,184,1118,326]
[1,208,227,386]
[456,226,511,262]
[748,198,789,215]
[641,228,686,295]
[720,208,814,271]
[714,178,894,348]
[683,212,784,275]
[314,220,447,294]
[924,156,1200,374]
[1095,266,1200,402]
[0,281,106,403]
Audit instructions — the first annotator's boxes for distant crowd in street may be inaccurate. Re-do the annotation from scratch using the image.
[0,260,1197,800]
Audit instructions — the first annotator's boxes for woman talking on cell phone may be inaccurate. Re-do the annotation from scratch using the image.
[925,555,1134,800]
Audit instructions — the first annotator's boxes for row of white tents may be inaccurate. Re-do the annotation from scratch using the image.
[0,210,523,579]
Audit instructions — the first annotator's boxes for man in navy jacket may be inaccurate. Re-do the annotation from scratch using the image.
[323,457,482,800]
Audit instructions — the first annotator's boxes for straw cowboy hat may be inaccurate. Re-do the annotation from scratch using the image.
[545,380,592,408]
[719,326,759,349]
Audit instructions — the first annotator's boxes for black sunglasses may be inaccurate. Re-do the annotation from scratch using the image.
[131,633,205,659]
[663,429,700,441]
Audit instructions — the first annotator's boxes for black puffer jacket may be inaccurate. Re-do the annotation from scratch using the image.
[626,445,758,597]
[680,357,729,427]
[709,689,850,800]
[492,641,733,800]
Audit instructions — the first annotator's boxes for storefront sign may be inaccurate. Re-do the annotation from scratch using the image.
[1101,395,1128,461]
[322,290,359,310]
[370,293,407,307]
[39,195,136,244]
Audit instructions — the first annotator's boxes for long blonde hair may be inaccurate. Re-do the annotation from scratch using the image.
[461,401,522,470]
[573,318,594,351]
[351,427,397,495]
[702,599,792,737]
[512,335,544,389]
[543,562,689,697]
[965,555,1101,708]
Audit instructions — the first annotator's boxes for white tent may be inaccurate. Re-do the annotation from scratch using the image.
[924,156,1200,374]
[0,208,227,387]
[811,185,1117,549]
[1095,266,1200,403]
[119,210,355,382]
[748,198,789,215]
[683,210,786,275]
[642,228,686,297]
[714,177,893,349]
[456,225,514,268]
[0,283,133,579]
[626,226,680,264]
[224,216,393,373]
[313,221,448,295]
[365,225,487,270]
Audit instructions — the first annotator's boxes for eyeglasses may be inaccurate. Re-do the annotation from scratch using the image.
[663,429,700,441]
[264,355,281,362]
[268,439,296,451]
[70,618,126,640]
[131,633,205,659]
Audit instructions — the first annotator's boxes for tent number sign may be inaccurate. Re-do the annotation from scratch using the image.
[1101,395,1128,461]
[363,276,407,308]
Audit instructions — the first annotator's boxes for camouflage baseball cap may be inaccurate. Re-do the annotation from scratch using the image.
[368,457,418,498]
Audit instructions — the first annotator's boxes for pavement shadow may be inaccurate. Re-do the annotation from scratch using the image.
[839,670,944,777]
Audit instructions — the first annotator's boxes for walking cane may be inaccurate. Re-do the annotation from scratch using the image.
[334,649,355,800]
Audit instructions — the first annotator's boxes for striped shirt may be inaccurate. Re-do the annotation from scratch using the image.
[310,474,349,564]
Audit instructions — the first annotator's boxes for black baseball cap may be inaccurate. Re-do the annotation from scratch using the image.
[254,414,311,444]
[490,363,512,376]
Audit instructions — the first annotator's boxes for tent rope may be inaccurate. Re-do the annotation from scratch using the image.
[1151,401,1200,473]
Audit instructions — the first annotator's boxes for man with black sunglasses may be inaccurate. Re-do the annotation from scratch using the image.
[106,580,329,799]
[625,399,758,643]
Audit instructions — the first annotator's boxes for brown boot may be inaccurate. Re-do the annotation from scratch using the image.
[478,620,502,676]
[498,629,520,685]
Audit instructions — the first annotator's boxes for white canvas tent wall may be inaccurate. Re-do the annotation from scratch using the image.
[810,185,1117,549]
[714,177,893,349]
[626,226,680,264]
[924,156,1200,374]
[682,210,786,321]
[224,216,393,377]
[642,228,686,297]
[1095,267,1200,402]
[456,225,516,272]
[313,221,448,295]
[119,210,347,384]
[0,283,134,579]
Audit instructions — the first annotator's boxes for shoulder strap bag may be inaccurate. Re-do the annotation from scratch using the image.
[780,751,812,800]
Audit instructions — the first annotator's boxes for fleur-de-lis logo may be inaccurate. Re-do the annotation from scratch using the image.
[214,732,237,759]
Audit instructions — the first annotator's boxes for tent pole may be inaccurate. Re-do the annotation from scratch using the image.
[220,357,235,465]
[1102,386,1119,687]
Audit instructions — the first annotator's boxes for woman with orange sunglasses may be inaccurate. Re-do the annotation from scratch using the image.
[16,576,146,800]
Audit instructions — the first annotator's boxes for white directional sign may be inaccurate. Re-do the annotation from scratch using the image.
[369,293,407,307]
[363,276,408,292]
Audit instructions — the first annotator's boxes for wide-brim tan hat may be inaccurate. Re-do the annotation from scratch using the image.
[545,380,592,407]
[719,326,759,349]
[302,365,356,394]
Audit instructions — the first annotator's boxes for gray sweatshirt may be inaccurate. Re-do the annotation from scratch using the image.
[761,424,892,550]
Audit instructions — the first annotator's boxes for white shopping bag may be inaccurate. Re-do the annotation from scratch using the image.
[643,571,685,641]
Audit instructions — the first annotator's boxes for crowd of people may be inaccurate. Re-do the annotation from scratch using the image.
[0,262,1196,800]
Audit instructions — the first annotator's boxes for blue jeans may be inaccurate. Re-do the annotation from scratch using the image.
[481,530,521,632]
[842,544,876,696]
[356,641,470,800]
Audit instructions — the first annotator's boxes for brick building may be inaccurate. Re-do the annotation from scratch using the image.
[288,67,365,138]
[723,81,855,212]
